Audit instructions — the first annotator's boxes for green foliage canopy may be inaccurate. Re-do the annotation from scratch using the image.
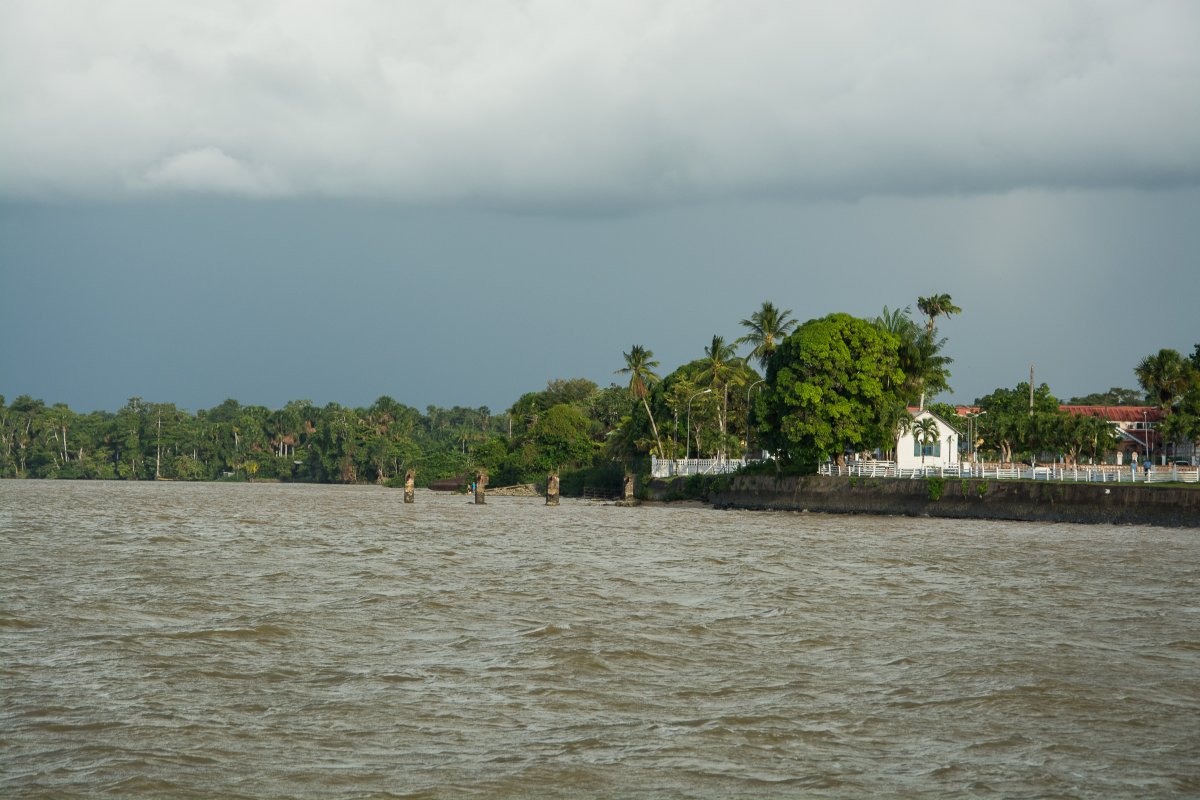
[757,313,904,468]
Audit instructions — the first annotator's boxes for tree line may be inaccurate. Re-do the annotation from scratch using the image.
[0,396,502,484]
[616,296,1198,469]
[4,297,1197,483]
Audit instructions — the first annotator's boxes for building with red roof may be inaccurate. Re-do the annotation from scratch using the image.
[948,404,1172,464]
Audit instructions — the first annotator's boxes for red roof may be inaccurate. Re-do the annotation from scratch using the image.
[949,404,1163,423]
[1060,406,1164,422]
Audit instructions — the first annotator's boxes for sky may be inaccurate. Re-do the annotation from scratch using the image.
[2,1,1198,414]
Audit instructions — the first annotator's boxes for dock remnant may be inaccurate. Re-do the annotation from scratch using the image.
[613,473,641,506]
[404,469,415,504]
[546,472,560,506]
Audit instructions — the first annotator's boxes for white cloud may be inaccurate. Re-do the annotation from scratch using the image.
[131,147,287,196]
[1,0,1198,203]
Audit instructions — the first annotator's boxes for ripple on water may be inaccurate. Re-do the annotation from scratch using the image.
[2,481,1198,798]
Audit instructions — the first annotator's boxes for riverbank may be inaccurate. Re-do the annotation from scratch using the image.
[705,474,1200,528]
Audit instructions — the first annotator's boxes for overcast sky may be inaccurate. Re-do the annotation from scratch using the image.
[2,1,1198,413]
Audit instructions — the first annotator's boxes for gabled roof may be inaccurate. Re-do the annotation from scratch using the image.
[908,407,961,436]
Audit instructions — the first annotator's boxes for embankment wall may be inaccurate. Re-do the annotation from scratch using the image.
[709,475,1200,528]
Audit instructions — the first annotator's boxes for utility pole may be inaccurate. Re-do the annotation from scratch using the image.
[1029,365,1035,414]
[156,410,162,480]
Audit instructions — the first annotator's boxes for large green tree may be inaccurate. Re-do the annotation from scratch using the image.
[530,404,598,471]
[975,382,1063,463]
[757,313,904,468]
[1059,411,1121,465]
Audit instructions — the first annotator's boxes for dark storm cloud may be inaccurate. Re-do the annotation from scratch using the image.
[2,189,1197,414]
[2,2,1197,414]
[2,1,1198,204]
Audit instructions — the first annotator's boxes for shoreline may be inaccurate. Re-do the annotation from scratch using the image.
[706,474,1200,529]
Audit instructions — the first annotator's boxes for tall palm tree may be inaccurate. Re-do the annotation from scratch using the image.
[737,301,798,369]
[913,416,940,466]
[616,345,666,459]
[698,335,743,459]
[916,294,962,336]
[1135,348,1194,411]
[875,305,920,397]
[909,331,953,410]
[874,305,952,410]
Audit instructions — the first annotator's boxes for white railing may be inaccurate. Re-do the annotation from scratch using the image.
[651,456,747,478]
[820,461,1199,484]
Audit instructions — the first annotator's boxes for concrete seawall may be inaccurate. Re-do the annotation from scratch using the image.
[710,475,1200,528]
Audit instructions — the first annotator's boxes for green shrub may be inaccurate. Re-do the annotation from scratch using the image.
[926,476,946,501]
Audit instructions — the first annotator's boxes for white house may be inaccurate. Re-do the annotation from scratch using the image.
[896,409,961,470]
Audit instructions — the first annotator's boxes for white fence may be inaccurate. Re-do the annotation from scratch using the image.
[652,455,1200,483]
[651,456,747,478]
[820,460,1200,484]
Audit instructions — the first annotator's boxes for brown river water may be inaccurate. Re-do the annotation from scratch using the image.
[2,480,1198,798]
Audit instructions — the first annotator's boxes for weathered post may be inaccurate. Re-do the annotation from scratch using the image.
[546,471,560,506]
[474,470,488,505]
[404,469,415,504]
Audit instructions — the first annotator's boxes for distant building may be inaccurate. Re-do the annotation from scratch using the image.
[896,409,961,470]
[1065,407,1156,462]
[951,404,1168,465]
[1059,406,1164,464]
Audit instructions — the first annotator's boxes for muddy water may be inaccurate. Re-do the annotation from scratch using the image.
[2,481,1197,798]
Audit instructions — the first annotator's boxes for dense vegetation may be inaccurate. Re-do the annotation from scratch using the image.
[970,344,1200,465]
[3,300,1197,483]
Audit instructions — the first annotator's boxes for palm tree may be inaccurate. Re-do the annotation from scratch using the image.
[875,305,920,395]
[698,335,743,459]
[737,301,798,369]
[913,416,940,466]
[909,331,953,410]
[916,294,962,336]
[1135,348,1194,411]
[874,305,952,410]
[616,345,666,459]
[874,305,913,340]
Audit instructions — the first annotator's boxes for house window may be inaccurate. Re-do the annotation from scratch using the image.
[914,440,941,457]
